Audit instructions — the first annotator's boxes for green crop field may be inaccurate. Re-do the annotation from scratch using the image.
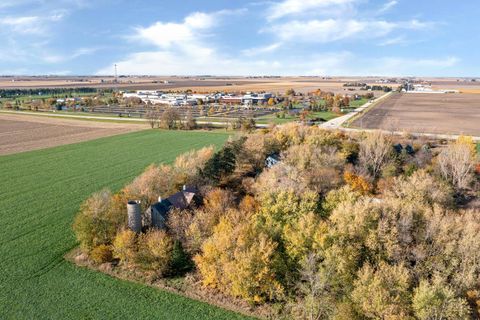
[257,110,340,124]
[0,130,251,319]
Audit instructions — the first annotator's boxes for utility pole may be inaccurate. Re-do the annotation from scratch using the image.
[114,64,118,93]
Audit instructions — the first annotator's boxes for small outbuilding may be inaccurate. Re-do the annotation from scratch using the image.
[265,153,280,168]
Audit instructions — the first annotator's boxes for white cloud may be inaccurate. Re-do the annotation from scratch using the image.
[0,16,41,34]
[241,43,282,56]
[268,0,357,20]
[71,47,100,59]
[100,9,252,75]
[378,36,407,46]
[97,9,353,76]
[96,5,446,77]
[378,0,398,13]
[266,18,428,43]
[97,50,352,76]
[0,12,68,34]
[0,0,90,9]
[133,12,215,49]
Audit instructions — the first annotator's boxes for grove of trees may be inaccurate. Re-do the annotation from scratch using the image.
[73,124,480,319]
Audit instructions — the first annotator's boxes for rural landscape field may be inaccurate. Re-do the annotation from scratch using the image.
[0,130,246,319]
[1,0,480,319]
[350,93,480,136]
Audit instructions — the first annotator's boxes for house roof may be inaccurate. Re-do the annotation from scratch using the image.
[151,186,198,217]
[151,199,173,217]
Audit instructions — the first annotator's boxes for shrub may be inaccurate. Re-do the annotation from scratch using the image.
[137,230,174,276]
[351,262,412,319]
[321,185,361,216]
[170,241,192,275]
[123,164,173,205]
[358,131,392,179]
[203,188,234,214]
[73,189,125,253]
[436,138,475,191]
[413,277,470,320]
[201,138,244,184]
[343,171,372,195]
[256,190,319,239]
[385,170,453,207]
[112,229,137,265]
[160,107,180,129]
[90,244,113,264]
[194,215,284,304]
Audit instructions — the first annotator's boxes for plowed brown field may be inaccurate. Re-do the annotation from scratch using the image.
[351,93,480,136]
[0,113,144,155]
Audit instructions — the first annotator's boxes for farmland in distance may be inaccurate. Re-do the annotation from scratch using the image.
[351,93,480,136]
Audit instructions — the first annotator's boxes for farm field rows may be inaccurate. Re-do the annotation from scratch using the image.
[0,113,145,155]
[0,76,392,95]
[0,130,250,319]
[351,93,480,136]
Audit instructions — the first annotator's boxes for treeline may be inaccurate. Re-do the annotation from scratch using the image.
[362,85,393,92]
[73,125,480,319]
[0,87,108,98]
[342,83,393,92]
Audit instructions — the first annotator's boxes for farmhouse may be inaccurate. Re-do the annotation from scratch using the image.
[148,185,199,229]
[127,185,199,232]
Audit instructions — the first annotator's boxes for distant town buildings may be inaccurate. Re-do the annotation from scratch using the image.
[402,83,459,94]
[122,90,273,107]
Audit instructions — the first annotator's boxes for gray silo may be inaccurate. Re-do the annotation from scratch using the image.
[127,200,142,233]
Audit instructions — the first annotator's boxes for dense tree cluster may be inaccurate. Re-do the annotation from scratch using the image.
[73,124,480,318]
[0,87,101,98]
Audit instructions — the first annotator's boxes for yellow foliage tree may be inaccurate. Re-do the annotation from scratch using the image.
[112,229,137,265]
[343,171,372,195]
[194,213,283,303]
[456,135,477,158]
[283,212,327,262]
[137,229,174,275]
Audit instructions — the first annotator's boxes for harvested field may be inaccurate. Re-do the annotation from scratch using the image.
[0,113,145,155]
[0,76,391,95]
[351,93,480,136]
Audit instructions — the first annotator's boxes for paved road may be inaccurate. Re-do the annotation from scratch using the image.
[320,91,394,129]
[0,110,269,128]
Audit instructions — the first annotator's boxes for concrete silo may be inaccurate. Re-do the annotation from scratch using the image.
[127,200,142,233]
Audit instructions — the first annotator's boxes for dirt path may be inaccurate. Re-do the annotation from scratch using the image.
[0,113,146,155]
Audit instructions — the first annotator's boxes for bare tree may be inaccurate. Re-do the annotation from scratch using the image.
[160,107,180,129]
[145,108,160,128]
[184,110,197,130]
[289,254,335,320]
[437,142,475,191]
[358,131,392,179]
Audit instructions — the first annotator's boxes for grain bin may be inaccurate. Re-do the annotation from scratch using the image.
[127,200,142,233]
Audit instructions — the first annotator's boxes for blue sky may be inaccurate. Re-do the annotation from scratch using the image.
[0,0,478,76]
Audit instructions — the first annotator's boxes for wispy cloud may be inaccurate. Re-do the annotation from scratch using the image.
[241,43,282,56]
[265,18,431,43]
[0,11,68,34]
[268,0,357,20]
[378,0,398,13]
[378,36,407,46]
